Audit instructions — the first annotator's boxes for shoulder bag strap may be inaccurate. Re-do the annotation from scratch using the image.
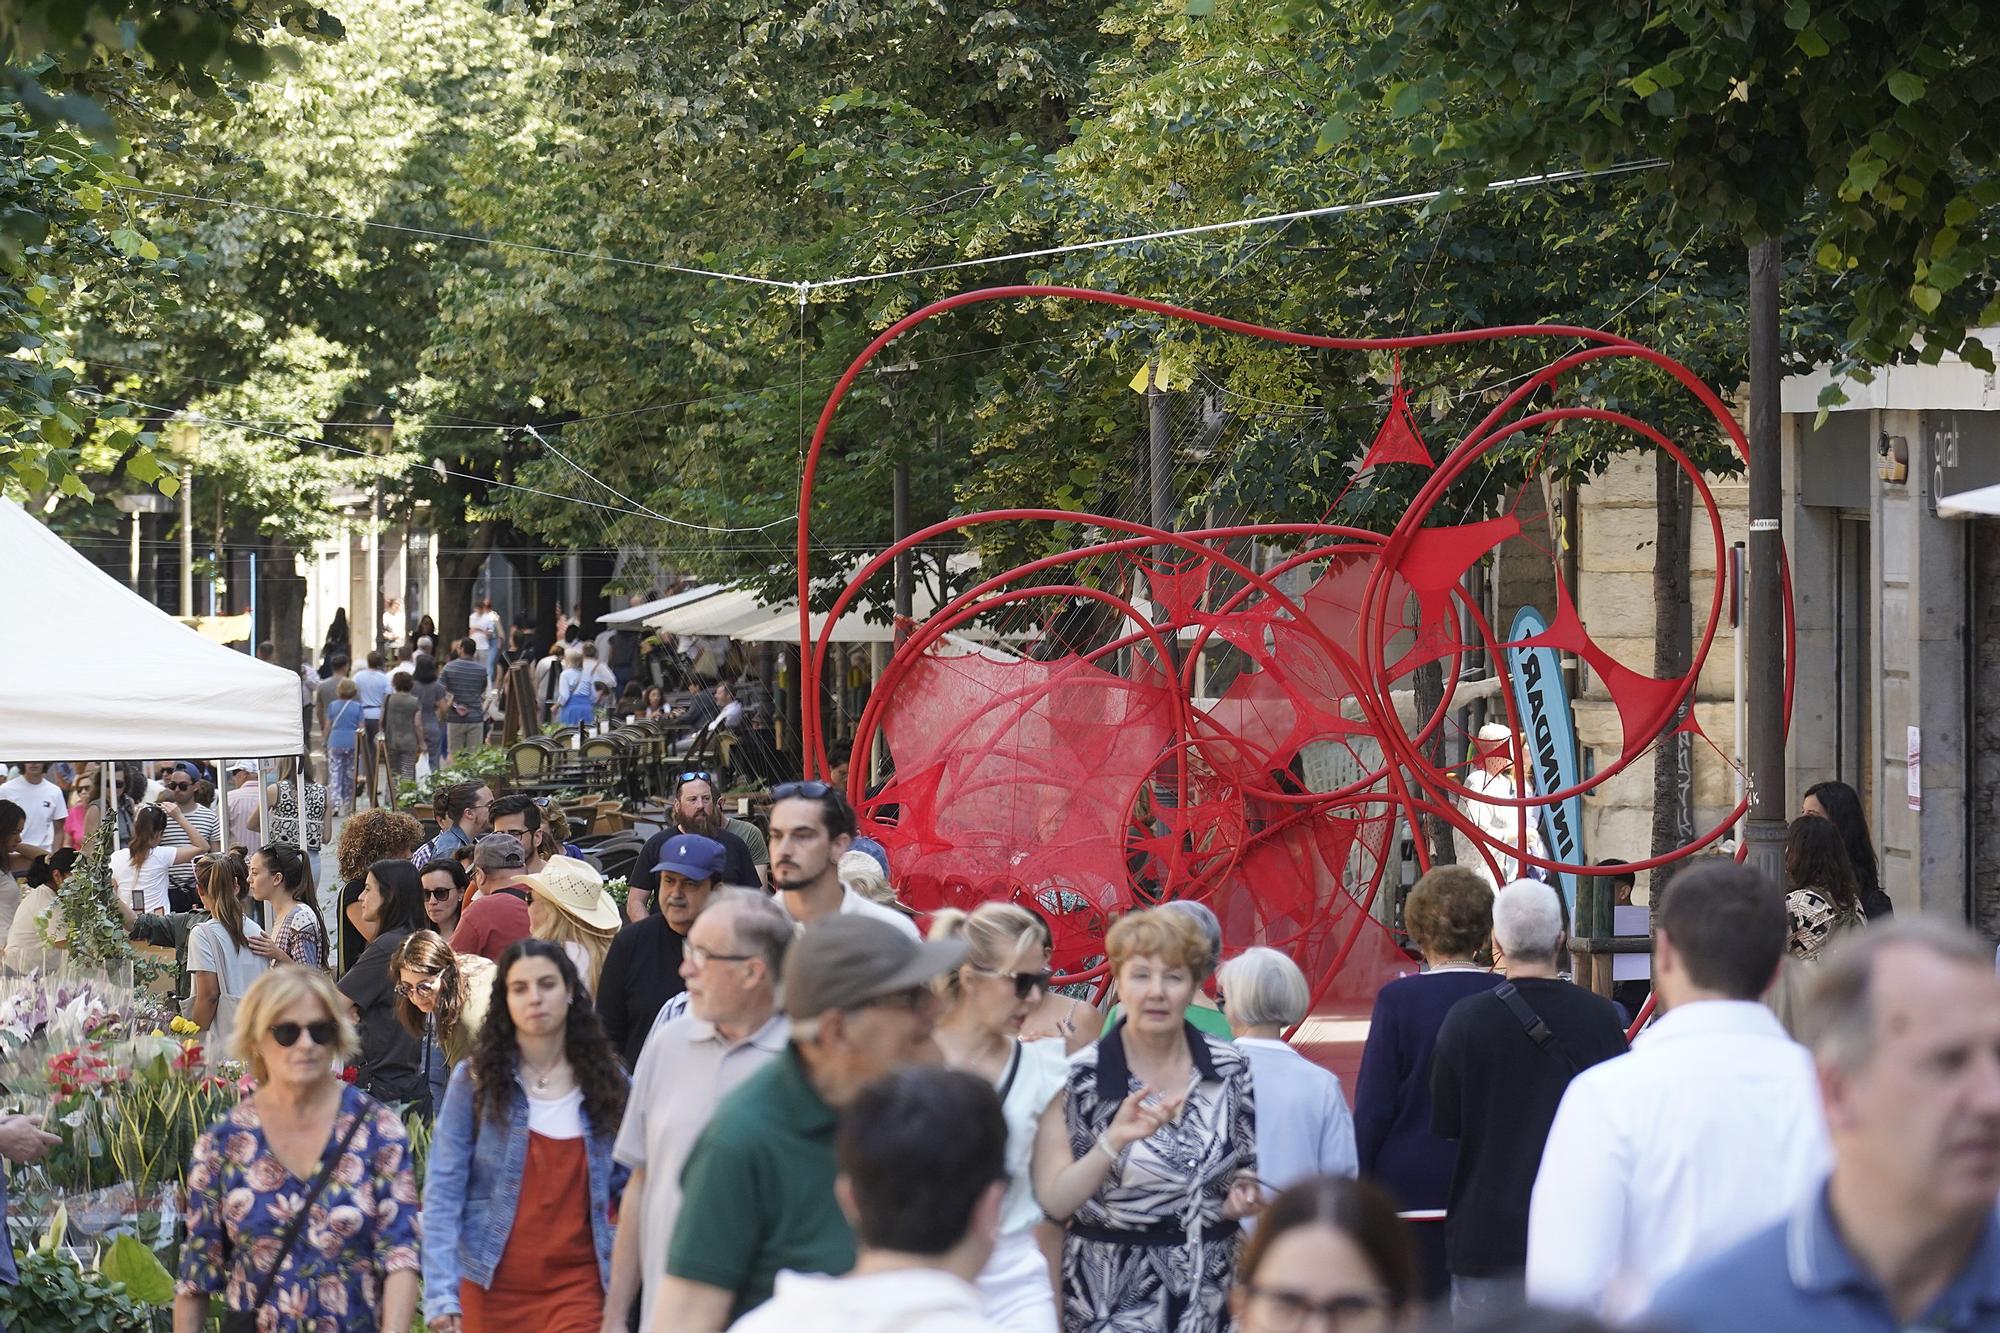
[1492,981,1578,1075]
[994,1038,1023,1106]
[245,1103,368,1308]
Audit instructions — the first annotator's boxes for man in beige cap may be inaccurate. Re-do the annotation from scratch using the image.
[654,915,966,1333]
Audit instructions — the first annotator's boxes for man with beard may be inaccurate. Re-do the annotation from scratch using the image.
[596,833,725,1067]
[637,773,759,890]
[767,781,918,940]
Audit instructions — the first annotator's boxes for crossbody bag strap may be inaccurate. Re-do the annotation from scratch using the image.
[246,1104,368,1308]
[1492,981,1578,1075]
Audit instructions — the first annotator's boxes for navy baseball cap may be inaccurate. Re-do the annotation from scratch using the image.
[848,835,891,878]
[651,834,727,881]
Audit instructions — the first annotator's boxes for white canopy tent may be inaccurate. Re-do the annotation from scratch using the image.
[645,586,777,638]
[0,498,304,761]
[600,582,728,628]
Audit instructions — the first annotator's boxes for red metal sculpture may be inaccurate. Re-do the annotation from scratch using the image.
[794,286,1791,1020]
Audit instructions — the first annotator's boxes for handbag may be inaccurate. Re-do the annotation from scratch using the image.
[220,1106,367,1332]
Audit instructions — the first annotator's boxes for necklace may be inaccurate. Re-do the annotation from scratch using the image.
[520,1055,566,1093]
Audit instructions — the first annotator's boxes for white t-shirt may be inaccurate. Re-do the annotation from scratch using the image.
[187,917,268,1056]
[4,882,64,972]
[111,845,179,913]
[522,1084,585,1139]
[0,776,67,851]
[469,609,501,651]
[994,1038,1070,1235]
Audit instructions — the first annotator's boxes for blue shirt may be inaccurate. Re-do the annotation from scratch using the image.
[352,667,391,720]
[1649,1183,2000,1332]
[326,697,363,750]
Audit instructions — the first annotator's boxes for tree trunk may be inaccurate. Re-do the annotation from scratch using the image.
[578,551,615,636]
[1412,655,1457,868]
[435,522,492,657]
[1650,447,1696,898]
[263,536,308,667]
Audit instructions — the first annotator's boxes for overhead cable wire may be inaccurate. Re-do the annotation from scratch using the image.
[803,161,1666,291]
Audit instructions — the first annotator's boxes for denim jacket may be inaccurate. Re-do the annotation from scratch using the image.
[420,1059,629,1318]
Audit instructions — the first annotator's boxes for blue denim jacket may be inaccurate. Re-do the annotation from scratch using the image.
[421,1059,629,1318]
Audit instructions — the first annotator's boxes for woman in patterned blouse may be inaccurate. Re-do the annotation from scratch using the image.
[1033,906,1259,1333]
[174,966,420,1330]
[247,843,332,970]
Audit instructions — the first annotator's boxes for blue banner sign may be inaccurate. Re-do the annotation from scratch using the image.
[1505,605,1585,912]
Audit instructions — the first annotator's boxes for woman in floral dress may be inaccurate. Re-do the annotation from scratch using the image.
[175,966,420,1330]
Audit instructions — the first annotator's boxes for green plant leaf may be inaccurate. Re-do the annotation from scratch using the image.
[99,1236,174,1306]
[1887,70,1925,103]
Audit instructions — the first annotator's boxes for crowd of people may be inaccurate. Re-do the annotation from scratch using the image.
[0,746,1995,1333]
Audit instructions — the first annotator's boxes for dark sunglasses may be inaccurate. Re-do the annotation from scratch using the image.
[269,1020,337,1048]
[973,967,1051,1000]
[773,780,835,800]
[424,887,457,902]
[165,781,192,791]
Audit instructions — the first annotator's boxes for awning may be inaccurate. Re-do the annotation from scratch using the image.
[647,586,777,637]
[601,583,727,628]
[1939,483,2000,518]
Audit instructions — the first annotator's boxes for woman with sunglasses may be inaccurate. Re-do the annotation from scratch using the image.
[1232,1176,1422,1333]
[336,858,432,1111]
[422,939,628,1333]
[930,902,1070,1332]
[422,857,471,938]
[390,929,494,1119]
[174,966,419,1332]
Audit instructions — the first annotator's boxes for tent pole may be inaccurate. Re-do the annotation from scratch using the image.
[103,762,117,852]
[215,758,230,847]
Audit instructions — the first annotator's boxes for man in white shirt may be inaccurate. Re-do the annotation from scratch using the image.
[1525,858,1830,1321]
[0,764,66,852]
[726,1064,1007,1333]
[468,597,501,674]
[770,782,920,941]
[1459,723,1543,885]
[602,889,792,1333]
[713,682,745,731]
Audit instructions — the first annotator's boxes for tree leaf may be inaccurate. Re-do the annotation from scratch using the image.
[1887,70,1925,103]
[99,1236,173,1306]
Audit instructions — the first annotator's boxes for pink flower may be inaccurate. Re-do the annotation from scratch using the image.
[224,1131,258,1165]
[323,1204,365,1241]
[246,1157,287,1194]
[222,1188,258,1229]
[315,1274,348,1315]
[331,1151,364,1187]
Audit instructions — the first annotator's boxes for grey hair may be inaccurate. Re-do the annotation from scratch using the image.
[1160,899,1223,968]
[700,886,795,981]
[1802,917,1993,1070]
[1493,879,1564,965]
[1216,946,1310,1028]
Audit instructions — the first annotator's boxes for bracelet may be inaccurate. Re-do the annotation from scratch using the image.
[1094,1131,1120,1162]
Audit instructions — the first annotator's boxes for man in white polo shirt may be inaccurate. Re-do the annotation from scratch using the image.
[602,888,792,1333]
[768,781,919,940]
[0,764,66,853]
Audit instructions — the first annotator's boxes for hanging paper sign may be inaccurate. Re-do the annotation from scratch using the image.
[1506,605,1585,912]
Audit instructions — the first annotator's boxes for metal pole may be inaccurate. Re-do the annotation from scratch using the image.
[1148,372,1172,541]
[128,512,141,591]
[893,460,912,626]
[179,468,194,617]
[1744,237,1787,878]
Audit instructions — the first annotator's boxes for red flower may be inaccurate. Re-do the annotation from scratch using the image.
[339,1065,359,1084]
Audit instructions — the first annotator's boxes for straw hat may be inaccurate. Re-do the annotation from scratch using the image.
[522,854,620,932]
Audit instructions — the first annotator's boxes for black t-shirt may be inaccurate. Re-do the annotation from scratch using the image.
[1430,976,1629,1276]
[596,914,687,1068]
[338,877,367,977]
[337,926,428,1112]
[636,825,759,891]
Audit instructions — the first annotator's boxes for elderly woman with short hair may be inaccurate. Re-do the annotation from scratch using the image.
[174,967,420,1332]
[1033,906,1259,1333]
[1219,946,1358,1200]
[1351,864,1501,1297]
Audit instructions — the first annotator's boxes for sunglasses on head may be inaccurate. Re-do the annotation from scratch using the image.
[269,1020,337,1048]
[773,780,835,800]
[676,770,714,787]
[973,966,1052,1001]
